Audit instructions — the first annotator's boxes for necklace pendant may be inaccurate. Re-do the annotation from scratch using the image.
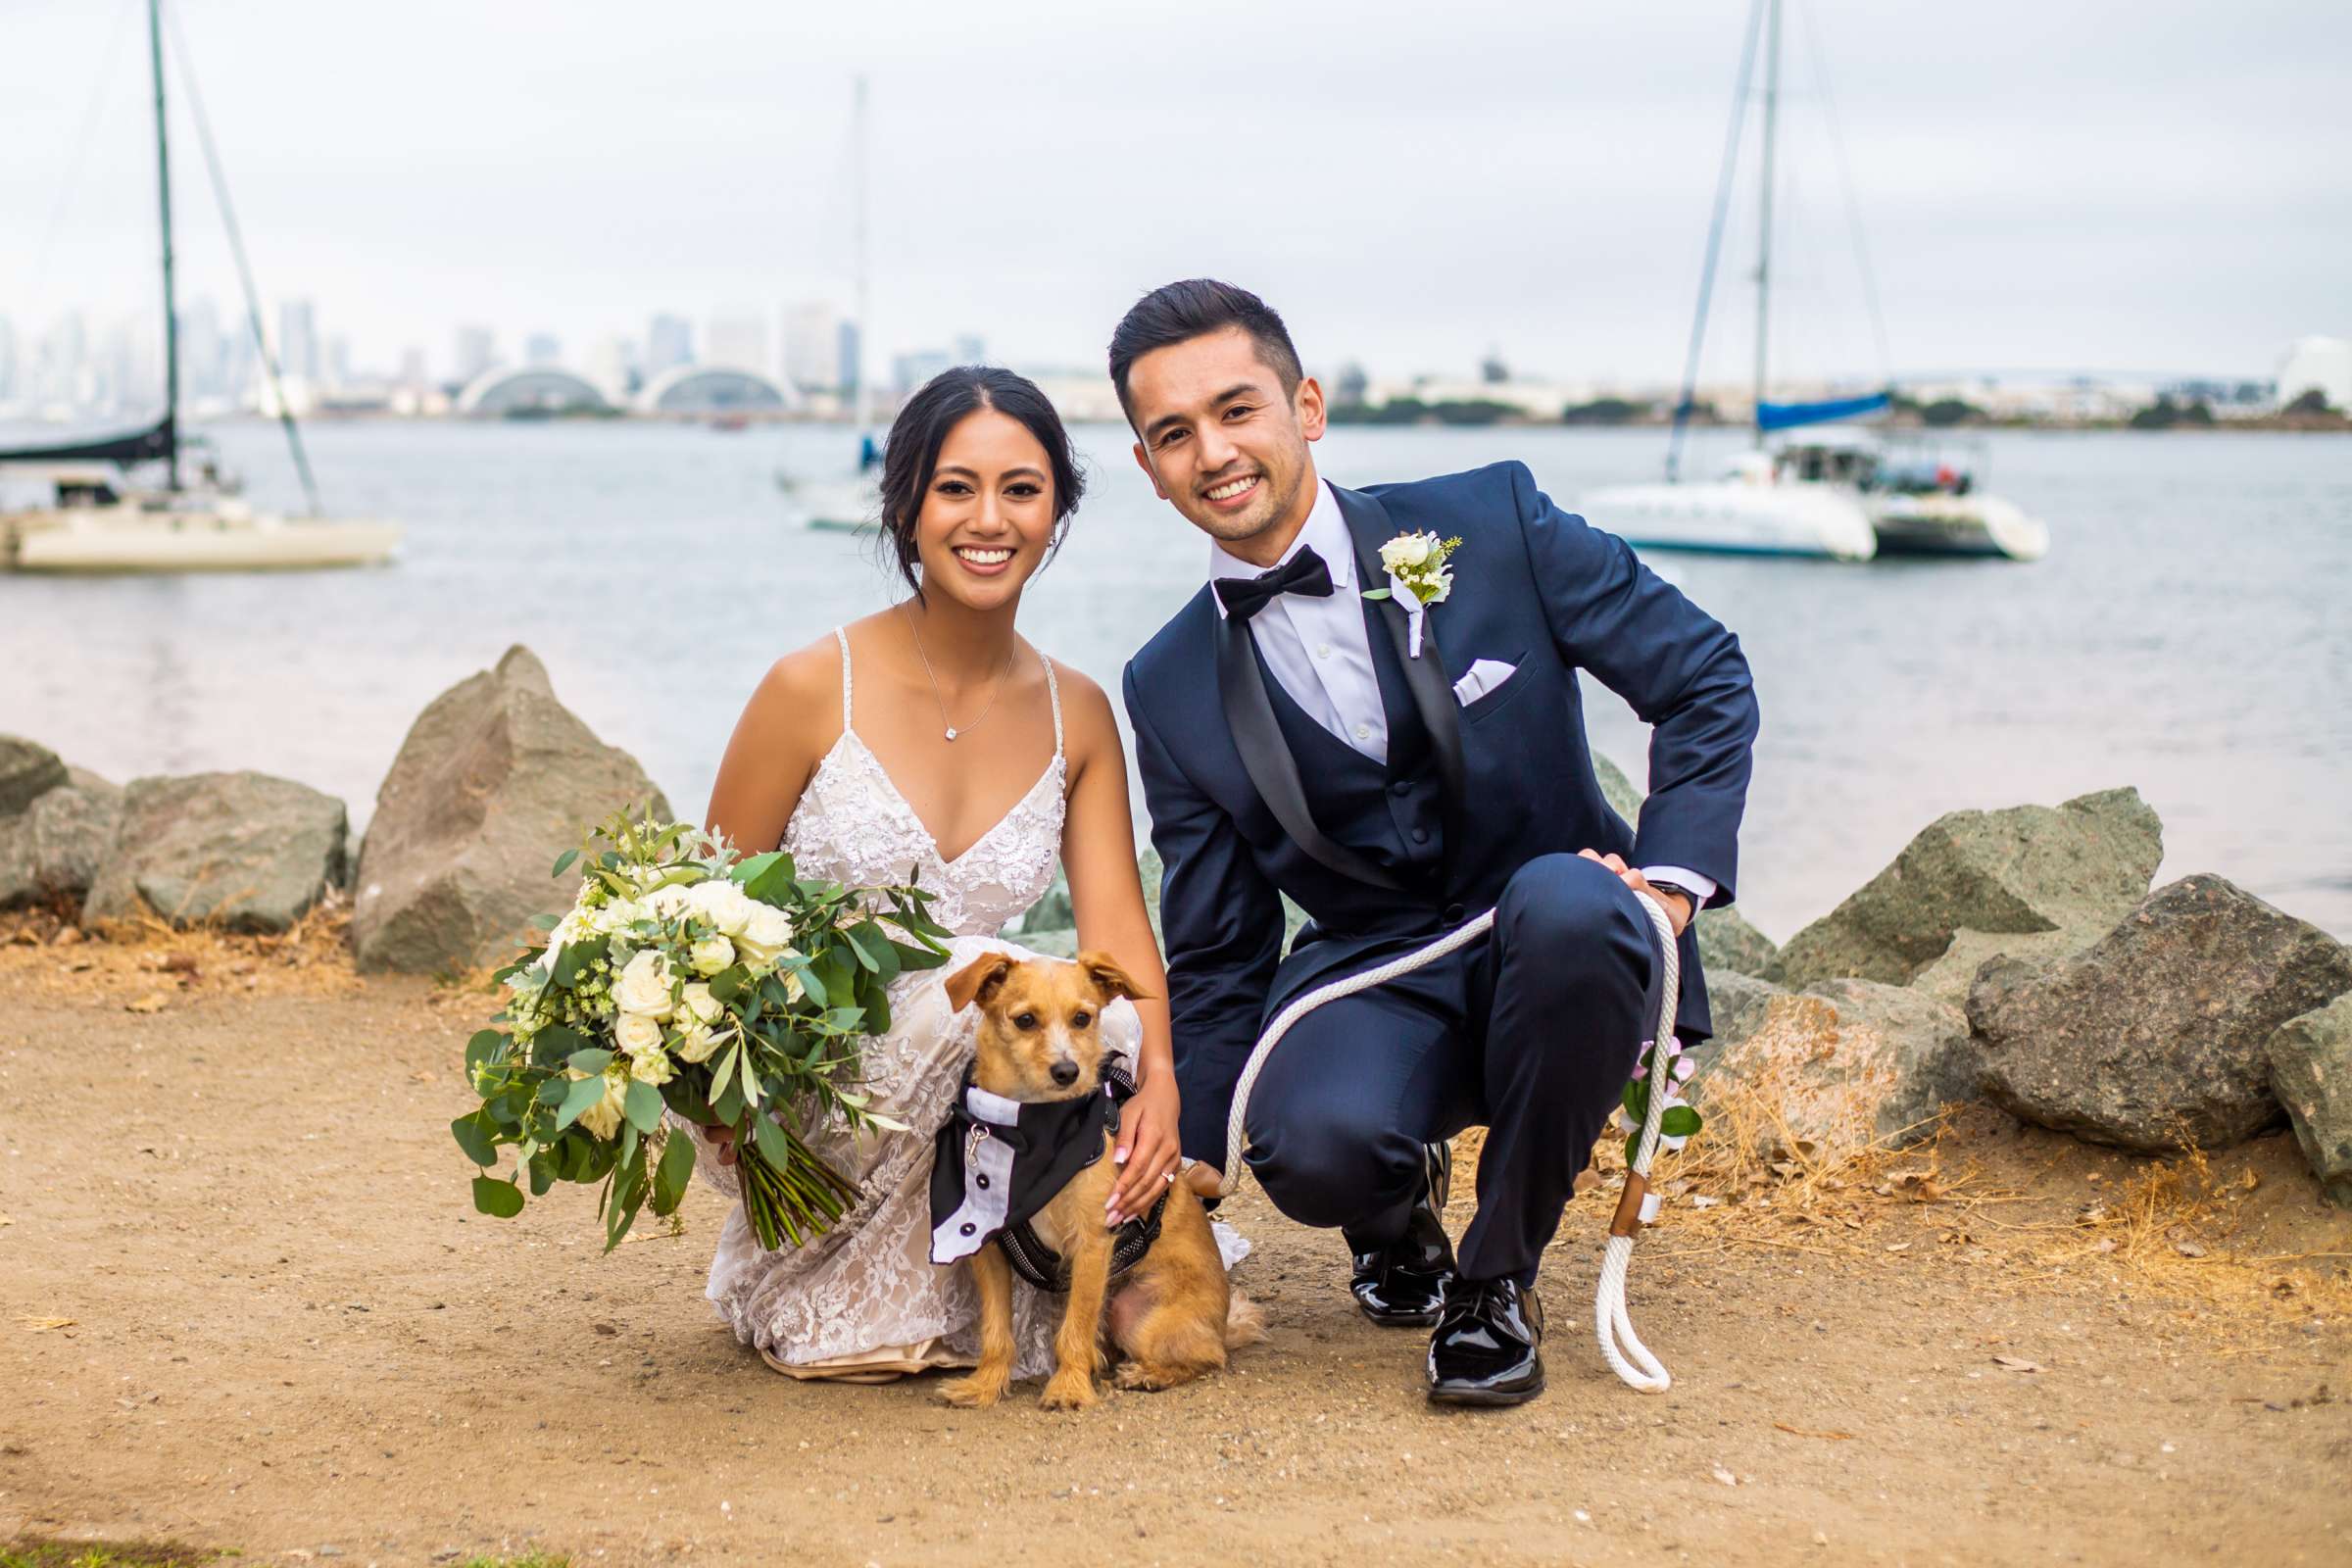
[945,727,958,742]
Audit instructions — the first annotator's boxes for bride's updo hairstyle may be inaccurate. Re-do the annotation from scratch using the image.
[877,366,1086,601]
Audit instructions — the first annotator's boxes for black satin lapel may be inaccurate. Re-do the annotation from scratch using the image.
[1215,611,1405,894]
[1333,486,1468,808]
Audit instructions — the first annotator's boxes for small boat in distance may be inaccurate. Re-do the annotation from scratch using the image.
[1580,0,2047,564]
[0,0,399,575]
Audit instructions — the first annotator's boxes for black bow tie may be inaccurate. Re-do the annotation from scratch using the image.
[1214,546,1336,623]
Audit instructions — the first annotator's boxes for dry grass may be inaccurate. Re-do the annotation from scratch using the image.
[0,890,362,1007]
[1456,1071,2352,1326]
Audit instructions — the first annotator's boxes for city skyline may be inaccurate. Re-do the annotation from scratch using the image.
[4,0,2347,396]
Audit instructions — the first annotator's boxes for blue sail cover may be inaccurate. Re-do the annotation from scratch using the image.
[1756,391,1891,432]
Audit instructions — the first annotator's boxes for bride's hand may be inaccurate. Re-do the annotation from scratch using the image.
[701,1122,738,1166]
[1105,1072,1182,1227]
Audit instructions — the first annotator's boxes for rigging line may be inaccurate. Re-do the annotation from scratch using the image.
[1666,0,1769,485]
[24,0,143,318]
[1797,0,1893,390]
[161,0,323,517]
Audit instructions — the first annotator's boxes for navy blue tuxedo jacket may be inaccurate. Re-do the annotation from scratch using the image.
[1121,461,1760,1164]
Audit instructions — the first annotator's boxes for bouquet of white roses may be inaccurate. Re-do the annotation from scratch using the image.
[453,805,952,1251]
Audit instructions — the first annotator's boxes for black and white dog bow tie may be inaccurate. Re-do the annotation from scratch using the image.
[1213,545,1336,623]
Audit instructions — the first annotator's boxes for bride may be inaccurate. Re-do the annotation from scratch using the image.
[686,367,1188,1383]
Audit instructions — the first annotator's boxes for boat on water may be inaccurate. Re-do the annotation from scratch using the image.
[1581,0,2046,564]
[775,75,884,536]
[0,0,399,575]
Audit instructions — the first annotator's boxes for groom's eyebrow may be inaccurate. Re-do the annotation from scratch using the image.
[1142,382,1259,445]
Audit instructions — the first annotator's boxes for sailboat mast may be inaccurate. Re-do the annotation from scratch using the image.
[149,0,180,490]
[852,74,871,427]
[1752,0,1781,449]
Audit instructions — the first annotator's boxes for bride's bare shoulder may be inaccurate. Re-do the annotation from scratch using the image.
[748,630,850,713]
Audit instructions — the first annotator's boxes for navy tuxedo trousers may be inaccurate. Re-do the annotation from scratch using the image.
[1240,852,1658,1287]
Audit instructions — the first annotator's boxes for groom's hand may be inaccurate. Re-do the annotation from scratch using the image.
[1578,850,1693,936]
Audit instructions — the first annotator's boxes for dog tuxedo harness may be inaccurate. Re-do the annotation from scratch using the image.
[928,1057,1170,1293]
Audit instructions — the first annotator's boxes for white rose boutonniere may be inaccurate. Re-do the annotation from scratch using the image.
[1364,530,1463,658]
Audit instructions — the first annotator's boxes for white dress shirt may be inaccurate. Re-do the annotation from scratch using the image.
[1208,478,1716,909]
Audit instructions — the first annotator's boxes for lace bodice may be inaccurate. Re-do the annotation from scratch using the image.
[782,627,1066,938]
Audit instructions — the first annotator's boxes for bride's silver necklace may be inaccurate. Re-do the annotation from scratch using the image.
[900,603,1015,743]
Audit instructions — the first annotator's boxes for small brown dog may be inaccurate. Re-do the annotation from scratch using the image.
[937,950,1261,1410]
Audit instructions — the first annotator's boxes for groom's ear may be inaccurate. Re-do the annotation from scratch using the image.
[1131,441,1169,500]
[1294,374,1327,442]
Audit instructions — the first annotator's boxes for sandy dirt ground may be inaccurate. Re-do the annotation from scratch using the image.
[2,925,2348,1567]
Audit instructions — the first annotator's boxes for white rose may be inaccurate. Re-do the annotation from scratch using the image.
[735,904,794,963]
[627,1046,676,1086]
[613,1009,663,1056]
[689,934,735,976]
[1380,531,1433,572]
[612,950,675,1018]
[644,882,696,919]
[678,981,725,1026]
[574,1067,631,1141]
[672,1019,722,1063]
[687,880,755,938]
[594,897,649,935]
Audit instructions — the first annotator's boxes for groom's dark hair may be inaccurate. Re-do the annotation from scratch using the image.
[1108,279,1303,426]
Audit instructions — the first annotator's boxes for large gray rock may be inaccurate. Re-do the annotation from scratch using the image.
[0,765,124,912]
[353,646,671,973]
[1971,875,2352,1152]
[2266,994,2352,1207]
[1683,968,1785,1080]
[0,736,70,817]
[1769,787,2162,991]
[82,771,347,933]
[1700,978,1978,1159]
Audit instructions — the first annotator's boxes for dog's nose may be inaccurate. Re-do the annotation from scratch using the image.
[1050,1060,1079,1087]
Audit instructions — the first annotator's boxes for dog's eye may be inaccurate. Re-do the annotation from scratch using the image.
[1012,1012,1038,1031]
[1071,1011,1092,1030]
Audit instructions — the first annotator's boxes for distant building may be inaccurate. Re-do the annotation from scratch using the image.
[646,314,694,376]
[454,324,497,384]
[706,309,769,374]
[954,333,986,367]
[584,334,640,398]
[837,319,863,406]
[1331,360,1370,408]
[278,299,319,384]
[893,350,953,397]
[0,314,16,406]
[524,332,564,367]
[326,335,354,388]
[2277,336,2352,412]
[782,302,840,392]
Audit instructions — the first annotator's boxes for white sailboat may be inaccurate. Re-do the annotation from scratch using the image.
[783,74,882,535]
[1581,0,2046,564]
[1,0,399,574]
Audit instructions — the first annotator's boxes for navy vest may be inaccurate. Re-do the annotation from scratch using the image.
[1254,598,1446,894]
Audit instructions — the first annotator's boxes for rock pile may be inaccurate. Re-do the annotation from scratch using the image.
[83,771,348,933]
[0,738,122,914]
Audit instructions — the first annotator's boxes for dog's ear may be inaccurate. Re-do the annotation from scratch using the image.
[1075,950,1151,1004]
[946,953,1018,1014]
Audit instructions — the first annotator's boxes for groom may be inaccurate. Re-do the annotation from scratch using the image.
[1113,280,1758,1405]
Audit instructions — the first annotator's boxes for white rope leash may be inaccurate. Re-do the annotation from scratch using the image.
[1218,887,1685,1395]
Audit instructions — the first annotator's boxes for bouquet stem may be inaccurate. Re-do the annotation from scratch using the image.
[736,1125,862,1251]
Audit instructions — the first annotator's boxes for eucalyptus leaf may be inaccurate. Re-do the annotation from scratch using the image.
[651,1128,696,1216]
[450,1112,498,1167]
[624,1079,664,1135]
[567,1048,614,1075]
[555,1074,610,1131]
[551,848,580,878]
[471,1176,525,1218]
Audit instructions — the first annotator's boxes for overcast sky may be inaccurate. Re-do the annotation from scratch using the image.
[5,0,2346,386]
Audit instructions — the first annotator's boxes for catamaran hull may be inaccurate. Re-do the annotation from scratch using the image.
[4,511,402,572]
[1866,493,2049,562]
[1579,480,1880,562]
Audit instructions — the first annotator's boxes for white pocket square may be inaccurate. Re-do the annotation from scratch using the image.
[1452,659,1519,708]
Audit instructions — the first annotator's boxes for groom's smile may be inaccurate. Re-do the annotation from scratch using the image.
[1120,324,1327,564]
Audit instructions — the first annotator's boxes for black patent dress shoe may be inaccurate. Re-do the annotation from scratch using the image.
[1348,1142,1456,1328]
[1426,1276,1545,1406]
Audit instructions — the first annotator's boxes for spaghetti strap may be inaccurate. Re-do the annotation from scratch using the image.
[833,627,855,732]
[1040,651,1063,760]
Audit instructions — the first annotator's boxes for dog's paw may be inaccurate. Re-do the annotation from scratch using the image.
[1037,1372,1100,1411]
[1113,1359,1205,1393]
[940,1373,1005,1409]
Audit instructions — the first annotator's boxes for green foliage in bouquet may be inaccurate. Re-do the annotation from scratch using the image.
[452,806,952,1251]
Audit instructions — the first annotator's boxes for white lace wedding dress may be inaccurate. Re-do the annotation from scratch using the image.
[681,629,1134,1382]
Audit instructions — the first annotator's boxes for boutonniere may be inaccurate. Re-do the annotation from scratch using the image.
[1362,531,1462,659]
